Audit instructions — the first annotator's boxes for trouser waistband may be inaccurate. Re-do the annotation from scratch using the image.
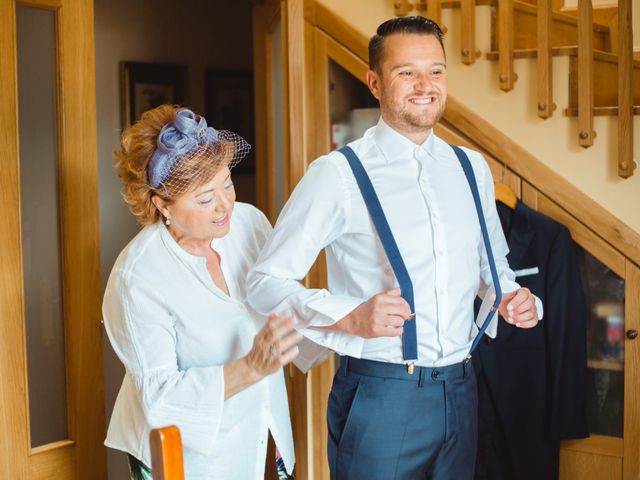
[340,356,470,384]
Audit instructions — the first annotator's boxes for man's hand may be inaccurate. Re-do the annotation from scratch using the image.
[314,288,411,338]
[498,287,539,328]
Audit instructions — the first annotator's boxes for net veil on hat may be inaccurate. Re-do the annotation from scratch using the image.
[147,108,250,196]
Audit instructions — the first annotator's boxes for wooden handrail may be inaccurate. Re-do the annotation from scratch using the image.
[537,0,554,118]
[618,0,635,178]
[442,96,640,267]
[577,0,594,147]
[498,0,517,91]
[460,0,479,65]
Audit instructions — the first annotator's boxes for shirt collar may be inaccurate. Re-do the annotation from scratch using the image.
[373,117,435,164]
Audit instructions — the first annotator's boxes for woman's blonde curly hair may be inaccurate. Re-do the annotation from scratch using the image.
[114,104,223,226]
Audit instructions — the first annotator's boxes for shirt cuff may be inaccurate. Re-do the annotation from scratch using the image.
[301,328,365,360]
[304,295,365,327]
[534,295,544,321]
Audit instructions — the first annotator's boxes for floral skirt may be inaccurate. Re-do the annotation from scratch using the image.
[127,453,294,479]
[128,455,152,480]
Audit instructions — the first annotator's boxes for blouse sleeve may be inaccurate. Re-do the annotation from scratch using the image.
[103,269,225,457]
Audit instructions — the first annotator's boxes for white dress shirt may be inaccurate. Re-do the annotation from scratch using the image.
[248,119,542,369]
[103,202,294,480]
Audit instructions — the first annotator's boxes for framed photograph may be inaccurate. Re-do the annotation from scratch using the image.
[205,69,255,173]
[120,62,187,128]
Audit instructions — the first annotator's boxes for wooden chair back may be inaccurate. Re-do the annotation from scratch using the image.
[149,426,185,480]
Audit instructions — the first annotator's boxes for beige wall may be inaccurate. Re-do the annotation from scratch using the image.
[94,0,253,477]
[316,0,640,234]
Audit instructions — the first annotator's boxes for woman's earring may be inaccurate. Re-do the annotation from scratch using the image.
[165,217,171,225]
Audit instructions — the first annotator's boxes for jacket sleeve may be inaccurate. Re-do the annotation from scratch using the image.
[545,227,589,439]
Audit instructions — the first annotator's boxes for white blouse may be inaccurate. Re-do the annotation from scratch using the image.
[103,202,294,480]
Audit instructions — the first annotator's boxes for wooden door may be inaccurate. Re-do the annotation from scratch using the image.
[0,0,106,478]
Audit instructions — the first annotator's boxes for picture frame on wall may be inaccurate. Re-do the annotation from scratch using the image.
[120,61,187,128]
[205,69,255,173]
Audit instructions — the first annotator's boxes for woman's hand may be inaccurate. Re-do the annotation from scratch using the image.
[224,313,302,399]
[245,313,302,377]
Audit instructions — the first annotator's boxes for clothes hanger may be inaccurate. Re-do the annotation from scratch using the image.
[494,162,517,209]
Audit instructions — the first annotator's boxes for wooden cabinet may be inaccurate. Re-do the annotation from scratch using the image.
[522,184,640,480]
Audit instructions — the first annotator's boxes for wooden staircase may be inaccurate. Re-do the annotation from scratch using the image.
[392,0,638,178]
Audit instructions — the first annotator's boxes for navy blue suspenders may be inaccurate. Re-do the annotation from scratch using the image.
[339,147,418,363]
[339,145,502,367]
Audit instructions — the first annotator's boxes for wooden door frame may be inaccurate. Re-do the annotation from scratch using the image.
[0,0,106,477]
[254,1,312,478]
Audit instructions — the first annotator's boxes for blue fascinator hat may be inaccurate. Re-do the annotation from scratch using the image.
[147,108,250,194]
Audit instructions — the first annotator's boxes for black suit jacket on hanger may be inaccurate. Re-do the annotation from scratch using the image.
[474,200,589,480]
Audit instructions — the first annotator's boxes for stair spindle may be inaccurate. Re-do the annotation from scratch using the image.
[393,0,414,17]
[426,0,445,32]
[537,0,554,118]
[577,0,594,147]
[618,0,635,178]
[460,0,479,65]
[498,0,517,91]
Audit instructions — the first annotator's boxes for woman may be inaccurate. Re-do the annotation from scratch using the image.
[103,105,300,479]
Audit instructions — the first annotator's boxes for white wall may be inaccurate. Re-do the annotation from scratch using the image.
[94,0,252,477]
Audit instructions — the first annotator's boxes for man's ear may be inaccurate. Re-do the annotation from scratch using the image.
[366,69,381,100]
[151,195,170,219]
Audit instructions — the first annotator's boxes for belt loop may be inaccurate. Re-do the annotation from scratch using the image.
[418,366,425,387]
[341,356,349,374]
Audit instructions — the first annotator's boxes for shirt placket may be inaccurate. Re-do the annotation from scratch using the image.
[416,147,449,363]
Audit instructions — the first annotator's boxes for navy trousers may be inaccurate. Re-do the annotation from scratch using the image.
[327,356,478,480]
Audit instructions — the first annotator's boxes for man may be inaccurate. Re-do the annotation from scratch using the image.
[248,16,541,479]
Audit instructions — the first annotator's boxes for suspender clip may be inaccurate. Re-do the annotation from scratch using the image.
[406,362,415,375]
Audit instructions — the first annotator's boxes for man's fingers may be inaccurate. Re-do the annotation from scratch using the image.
[506,288,529,309]
[515,318,538,329]
[386,288,402,296]
[513,309,537,324]
[372,324,403,337]
[515,298,534,315]
[381,314,406,328]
